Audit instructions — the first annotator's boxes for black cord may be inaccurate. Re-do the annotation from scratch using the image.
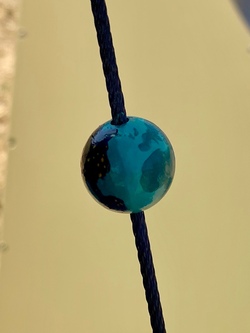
[90,1,167,331]
[131,212,166,333]
[90,0,128,125]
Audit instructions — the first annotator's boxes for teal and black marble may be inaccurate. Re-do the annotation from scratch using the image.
[81,117,175,213]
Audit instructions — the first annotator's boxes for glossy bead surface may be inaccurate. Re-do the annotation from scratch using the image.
[81,117,175,213]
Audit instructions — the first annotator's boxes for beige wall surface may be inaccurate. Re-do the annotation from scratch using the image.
[1,1,250,332]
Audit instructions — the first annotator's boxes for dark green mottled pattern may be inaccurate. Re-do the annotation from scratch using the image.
[140,149,169,192]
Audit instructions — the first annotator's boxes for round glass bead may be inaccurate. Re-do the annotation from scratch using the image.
[81,117,175,213]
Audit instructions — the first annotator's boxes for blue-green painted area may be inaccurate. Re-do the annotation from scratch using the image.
[81,117,175,213]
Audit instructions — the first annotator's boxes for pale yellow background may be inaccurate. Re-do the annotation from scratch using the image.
[1,1,250,332]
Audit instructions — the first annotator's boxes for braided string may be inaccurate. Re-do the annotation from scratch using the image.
[90,0,128,125]
[131,212,166,333]
[90,1,167,332]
